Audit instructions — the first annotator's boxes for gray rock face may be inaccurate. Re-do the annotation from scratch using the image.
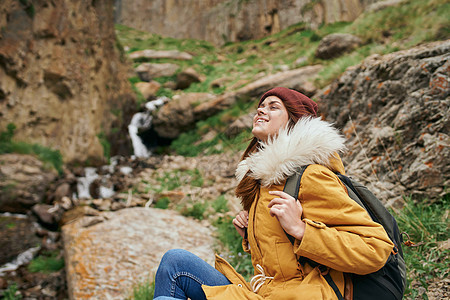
[315,33,362,59]
[0,154,58,213]
[62,207,215,299]
[317,40,450,204]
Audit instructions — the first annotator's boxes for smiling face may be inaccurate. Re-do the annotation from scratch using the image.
[252,96,289,143]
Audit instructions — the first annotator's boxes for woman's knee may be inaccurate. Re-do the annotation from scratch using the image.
[161,249,190,263]
[158,248,195,271]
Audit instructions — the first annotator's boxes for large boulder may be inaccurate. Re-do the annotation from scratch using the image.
[62,207,215,299]
[135,63,179,82]
[0,154,58,213]
[152,93,215,139]
[316,40,450,204]
[135,81,161,100]
[176,67,205,90]
[129,49,193,61]
[0,0,136,163]
[315,33,362,59]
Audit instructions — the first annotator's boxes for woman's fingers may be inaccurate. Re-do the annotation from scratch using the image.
[233,210,249,229]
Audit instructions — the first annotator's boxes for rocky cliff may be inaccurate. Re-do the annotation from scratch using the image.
[317,40,449,205]
[114,0,381,46]
[0,0,136,163]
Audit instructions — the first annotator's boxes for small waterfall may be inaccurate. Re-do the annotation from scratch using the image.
[128,97,168,158]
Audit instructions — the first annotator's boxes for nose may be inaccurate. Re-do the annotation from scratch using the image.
[257,107,267,115]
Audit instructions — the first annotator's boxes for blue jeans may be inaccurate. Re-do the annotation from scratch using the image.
[153,249,231,300]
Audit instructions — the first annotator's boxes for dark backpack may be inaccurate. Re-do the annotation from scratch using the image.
[283,165,406,300]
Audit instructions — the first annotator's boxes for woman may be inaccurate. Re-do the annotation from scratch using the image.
[153,87,393,300]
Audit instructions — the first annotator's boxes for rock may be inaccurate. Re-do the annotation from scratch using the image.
[0,154,58,213]
[60,206,100,226]
[32,204,63,228]
[315,33,362,59]
[176,67,205,90]
[63,207,215,299]
[316,40,450,203]
[366,0,406,13]
[163,81,177,90]
[135,81,161,100]
[129,49,193,61]
[193,65,323,121]
[52,183,72,202]
[225,113,254,138]
[210,77,230,89]
[0,0,137,163]
[135,63,179,82]
[152,93,216,139]
[115,0,379,46]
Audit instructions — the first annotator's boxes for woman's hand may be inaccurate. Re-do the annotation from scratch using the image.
[232,210,249,239]
[268,190,306,240]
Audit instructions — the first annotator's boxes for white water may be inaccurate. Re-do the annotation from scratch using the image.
[76,167,98,199]
[128,97,168,158]
[0,246,40,275]
[76,167,115,199]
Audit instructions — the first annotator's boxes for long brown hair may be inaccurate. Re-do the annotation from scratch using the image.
[235,90,316,211]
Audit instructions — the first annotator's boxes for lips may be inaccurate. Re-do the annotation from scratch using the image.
[255,117,268,123]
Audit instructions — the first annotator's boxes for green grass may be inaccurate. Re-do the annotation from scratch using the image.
[392,196,449,298]
[128,278,154,300]
[97,131,111,161]
[153,169,204,192]
[27,251,65,274]
[0,123,63,174]
[179,201,208,220]
[2,283,22,300]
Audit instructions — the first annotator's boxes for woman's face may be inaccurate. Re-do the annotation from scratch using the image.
[252,96,289,142]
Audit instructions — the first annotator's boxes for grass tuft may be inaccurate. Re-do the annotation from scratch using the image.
[128,278,155,300]
[392,196,449,298]
[0,123,63,174]
[27,251,65,274]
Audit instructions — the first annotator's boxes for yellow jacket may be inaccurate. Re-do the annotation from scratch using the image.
[203,118,394,299]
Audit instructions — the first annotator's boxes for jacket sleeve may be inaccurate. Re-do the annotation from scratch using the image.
[293,165,394,275]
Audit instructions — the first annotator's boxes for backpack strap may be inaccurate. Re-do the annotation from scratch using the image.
[284,165,345,300]
[283,165,309,245]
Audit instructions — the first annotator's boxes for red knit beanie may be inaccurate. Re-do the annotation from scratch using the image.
[259,87,318,118]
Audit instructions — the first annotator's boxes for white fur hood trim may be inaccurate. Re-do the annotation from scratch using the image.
[235,117,346,186]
